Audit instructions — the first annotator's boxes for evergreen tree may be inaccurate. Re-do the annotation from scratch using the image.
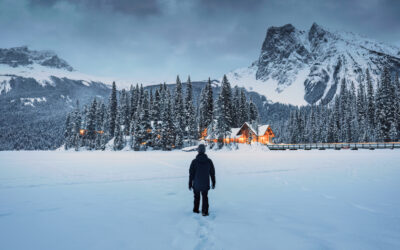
[366,69,375,130]
[389,122,398,141]
[185,76,197,144]
[132,99,143,151]
[215,75,234,145]
[72,100,82,150]
[109,81,118,137]
[248,99,259,123]
[349,81,359,142]
[153,88,161,122]
[376,67,396,141]
[130,84,138,120]
[113,111,125,150]
[64,113,72,149]
[232,86,241,127]
[239,89,248,125]
[86,98,97,149]
[174,76,185,149]
[199,78,214,136]
[394,72,400,132]
[120,89,130,135]
[161,89,174,150]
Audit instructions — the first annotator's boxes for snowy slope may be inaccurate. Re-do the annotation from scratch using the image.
[0,47,114,150]
[0,150,399,250]
[227,23,400,105]
[0,47,115,94]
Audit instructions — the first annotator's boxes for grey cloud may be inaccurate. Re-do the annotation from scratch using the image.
[29,0,161,16]
[1,0,399,84]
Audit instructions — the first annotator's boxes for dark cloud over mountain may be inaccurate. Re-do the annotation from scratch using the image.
[1,0,399,84]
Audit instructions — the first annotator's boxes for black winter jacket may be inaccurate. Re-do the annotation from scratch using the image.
[189,153,216,191]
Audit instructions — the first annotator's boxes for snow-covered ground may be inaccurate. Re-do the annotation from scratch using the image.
[0,150,399,250]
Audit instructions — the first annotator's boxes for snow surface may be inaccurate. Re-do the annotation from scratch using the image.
[226,66,309,106]
[19,97,47,107]
[0,150,399,250]
[0,63,116,88]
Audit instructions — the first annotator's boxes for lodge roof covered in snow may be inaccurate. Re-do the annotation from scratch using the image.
[205,122,273,139]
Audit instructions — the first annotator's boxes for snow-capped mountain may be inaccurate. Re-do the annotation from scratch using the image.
[0,47,112,150]
[227,23,400,105]
[0,46,119,95]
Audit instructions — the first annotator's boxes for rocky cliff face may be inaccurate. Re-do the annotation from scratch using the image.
[228,23,400,105]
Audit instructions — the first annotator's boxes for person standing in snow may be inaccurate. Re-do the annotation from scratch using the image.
[189,144,216,216]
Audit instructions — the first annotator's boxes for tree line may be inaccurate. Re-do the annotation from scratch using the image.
[63,75,260,151]
[284,68,400,143]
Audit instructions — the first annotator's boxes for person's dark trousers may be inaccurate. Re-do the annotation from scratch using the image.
[193,190,209,213]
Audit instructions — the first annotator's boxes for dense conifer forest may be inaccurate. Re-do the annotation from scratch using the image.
[64,69,400,151]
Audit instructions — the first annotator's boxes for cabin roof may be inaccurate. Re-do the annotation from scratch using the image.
[205,122,272,139]
[237,122,271,137]
[257,125,270,136]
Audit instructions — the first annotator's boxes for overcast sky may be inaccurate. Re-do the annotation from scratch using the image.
[1,0,399,84]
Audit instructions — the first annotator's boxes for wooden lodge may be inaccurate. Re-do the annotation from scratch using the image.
[203,122,275,144]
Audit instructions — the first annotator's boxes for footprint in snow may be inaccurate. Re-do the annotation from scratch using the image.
[194,214,216,250]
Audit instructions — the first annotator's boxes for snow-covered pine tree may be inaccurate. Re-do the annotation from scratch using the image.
[248,99,259,123]
[151,88,162,149]
[120,89,130,135]
[307,106,316,143]
[394,72,400,134]
[153,88,161,122]
[215,75,234,145]
[239,89,248,125]
[199,78,214,136]
[141,91,152,149]
[72,100,82,150]
[349,81,359,142]
[113,111,125,150]
[366,69,375,131]
[174,76,185,149]
[86,98,98,149]
[232,86,241,127]
[130,84,138,120]
[64,113,72,149]
[109,81,118,137]
[185,76,197,145]
[356,82,367,141]
[389,122,398,141]
[376,67,397,141]
[326,111,336,143]
[132,99,143,151]
[149,89,154,121]
[288,110,297,143]
[161,89,174,150]
[221,75,234,127]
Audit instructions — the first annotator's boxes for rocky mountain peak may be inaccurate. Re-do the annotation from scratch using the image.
[256,23,311,83]
[308,23,330,47]
[228,23,400,106]
[0,46,73,71]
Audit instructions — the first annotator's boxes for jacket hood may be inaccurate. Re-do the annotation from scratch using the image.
[196,153,209,163]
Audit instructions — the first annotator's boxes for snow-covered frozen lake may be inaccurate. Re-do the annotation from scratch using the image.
[1,150,400,250]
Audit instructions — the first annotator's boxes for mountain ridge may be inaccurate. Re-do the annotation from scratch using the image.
[227,22,400,105]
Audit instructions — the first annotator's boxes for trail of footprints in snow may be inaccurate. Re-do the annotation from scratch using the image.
[194,214,216,250]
